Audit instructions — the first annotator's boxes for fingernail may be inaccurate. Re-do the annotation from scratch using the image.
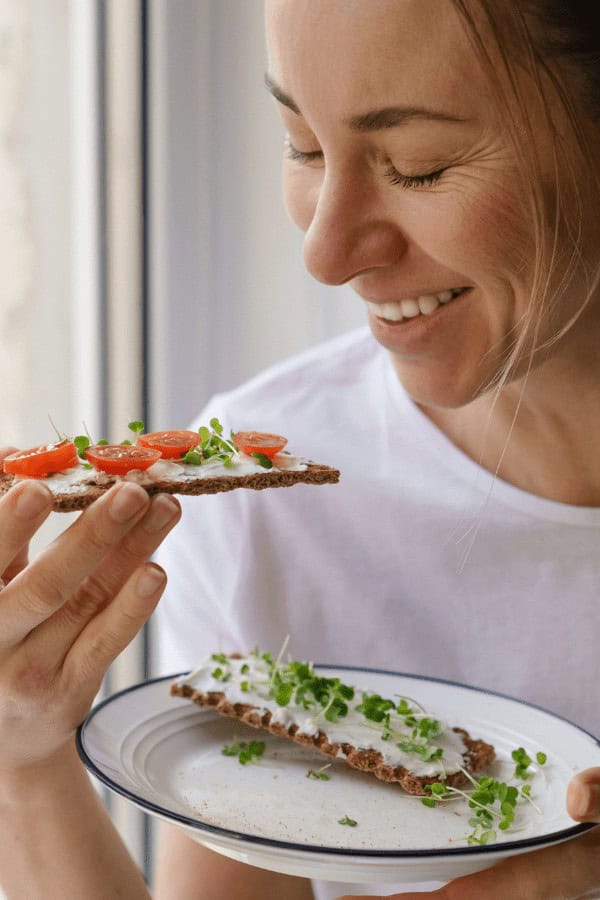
[142,494,180,533]
[15,482,51,519]
[137,565,167,598]
[109,484,148,522]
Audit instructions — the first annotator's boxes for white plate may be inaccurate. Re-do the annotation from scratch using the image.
[77,667,600,885]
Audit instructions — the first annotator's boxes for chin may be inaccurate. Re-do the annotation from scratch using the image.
[389,357,490,411]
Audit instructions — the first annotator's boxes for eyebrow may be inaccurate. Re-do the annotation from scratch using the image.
[264,74,467,130]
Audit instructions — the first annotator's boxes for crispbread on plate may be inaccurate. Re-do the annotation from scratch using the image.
[171,652,496,796]
[0,423,339,512]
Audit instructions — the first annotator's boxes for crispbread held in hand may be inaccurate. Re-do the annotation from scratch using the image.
[0,459,339,512]
[0,422,339,512]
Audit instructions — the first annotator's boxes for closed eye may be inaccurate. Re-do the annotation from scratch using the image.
[285,139,324,164]
[286,138,446,189]
[384,165,446,189]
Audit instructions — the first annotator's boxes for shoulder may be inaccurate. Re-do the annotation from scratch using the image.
[190,327,380,432]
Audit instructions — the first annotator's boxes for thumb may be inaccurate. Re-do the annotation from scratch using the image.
[567,768,600,823]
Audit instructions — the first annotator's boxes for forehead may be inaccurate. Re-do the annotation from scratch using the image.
[265,0,490,121]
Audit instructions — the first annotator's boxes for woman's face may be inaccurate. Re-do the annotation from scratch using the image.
[265,0,569,408]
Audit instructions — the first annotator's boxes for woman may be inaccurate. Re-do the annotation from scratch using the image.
[0,1,599,898]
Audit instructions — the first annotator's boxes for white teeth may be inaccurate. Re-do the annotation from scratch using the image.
[376,301,404,321]
[400,298,420,318]
[417,294,440,315]
[367,288,467,323]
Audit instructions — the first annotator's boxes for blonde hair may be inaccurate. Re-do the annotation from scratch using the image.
[451,0,600,396]
[445,2,600,566]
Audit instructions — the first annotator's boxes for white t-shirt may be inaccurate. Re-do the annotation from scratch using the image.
[153,326,600,898]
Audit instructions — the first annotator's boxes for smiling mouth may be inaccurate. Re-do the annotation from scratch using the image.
[366,287,470,323]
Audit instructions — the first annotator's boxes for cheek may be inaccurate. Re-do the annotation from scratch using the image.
[283,163,318,232]
[407,185,533,289]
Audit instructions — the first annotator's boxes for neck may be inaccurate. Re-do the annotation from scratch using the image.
[421,348,600,507]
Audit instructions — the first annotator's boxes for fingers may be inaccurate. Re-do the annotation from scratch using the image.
[437,828,600,900]
[62,562,167,707]
[0,481,53,583]
[0,482,151,648]
[35,493,181,657]
[567,768,600,823]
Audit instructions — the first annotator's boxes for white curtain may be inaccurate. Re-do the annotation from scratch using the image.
[148,0,363,429]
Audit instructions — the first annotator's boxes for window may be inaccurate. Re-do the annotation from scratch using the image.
[2,0,362,886]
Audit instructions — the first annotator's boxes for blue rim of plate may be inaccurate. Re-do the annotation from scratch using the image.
[76,666,599,859]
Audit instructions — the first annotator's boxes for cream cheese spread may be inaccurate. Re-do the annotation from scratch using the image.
[174,654,468,777]
[15,452,309,496]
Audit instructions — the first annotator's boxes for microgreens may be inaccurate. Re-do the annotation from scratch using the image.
[265,658,355,724]
[338,815,357,827]
[181,418,236,467]
[396,740,444,763]
[221,740,266,765]
[211,653,229,665]
[356,693,445,759]
[208,648,447,766]
[175,418,269,469]
[48,414,67,443]
[512,746,534,779]
[307,764,332,781]
[211,667,231,682]
[250,451,273,469]
[421,748,547,845]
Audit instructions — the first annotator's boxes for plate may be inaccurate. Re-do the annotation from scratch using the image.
[76,667,600,885]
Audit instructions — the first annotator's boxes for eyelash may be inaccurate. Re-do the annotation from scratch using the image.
[285,143,323,164]
[383,165,445,189]
[285,141,445,190]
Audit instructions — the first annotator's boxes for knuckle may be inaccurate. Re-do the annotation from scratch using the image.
[61,652,100,699]
[9,656,56,703]
[18,570,66,618]
[84,607,144,666]
[78,519,114,556]
[60,573,111,626]
[116,530,152,569]
[85,628,123,665]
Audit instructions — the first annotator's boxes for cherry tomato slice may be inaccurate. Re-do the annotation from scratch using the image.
[233,431,288,460]
[3,440,79,478]
[137,430,201,459]
[85,444,161,475]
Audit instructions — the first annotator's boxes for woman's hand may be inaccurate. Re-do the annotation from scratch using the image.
[0,452,181,778]
[338,772,600,900]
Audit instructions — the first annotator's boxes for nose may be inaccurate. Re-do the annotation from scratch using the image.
[302,169,408,286]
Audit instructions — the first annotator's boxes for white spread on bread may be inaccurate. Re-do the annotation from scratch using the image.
[174,655,468,777]
[14,452,309,495]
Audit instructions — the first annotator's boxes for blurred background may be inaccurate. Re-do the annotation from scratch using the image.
[0,0,362,887]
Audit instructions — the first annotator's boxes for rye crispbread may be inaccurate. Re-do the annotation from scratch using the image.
[170,682,496,795]
[0,461,340,513]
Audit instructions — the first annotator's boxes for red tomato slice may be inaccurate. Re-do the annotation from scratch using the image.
[137,430,201,459]
[85,444,161,475]
[3,440,79,478]
[233,431,288,460]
